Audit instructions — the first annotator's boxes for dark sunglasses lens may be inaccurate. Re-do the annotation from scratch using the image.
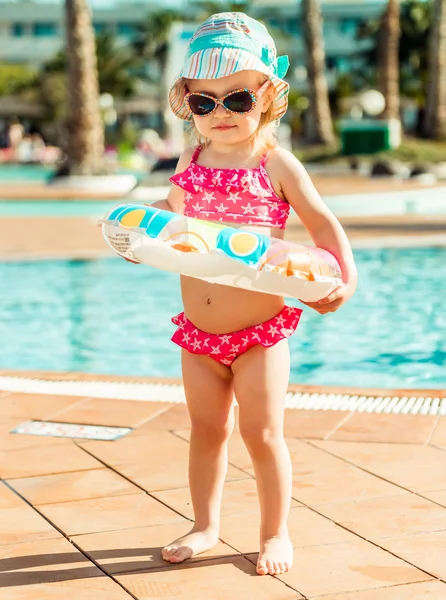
[188,95,216,115]
[224,91,253,113]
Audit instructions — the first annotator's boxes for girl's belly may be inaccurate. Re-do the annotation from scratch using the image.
[179,222,287,334]
[180,276,284,334]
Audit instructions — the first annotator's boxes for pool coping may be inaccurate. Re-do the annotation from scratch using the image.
[1,371,445,415]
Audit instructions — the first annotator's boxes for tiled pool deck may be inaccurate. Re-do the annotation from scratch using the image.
[1,372,445,599]
[1,176,446,598]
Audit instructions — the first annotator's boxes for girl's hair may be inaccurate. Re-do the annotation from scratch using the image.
[184,76,279,158]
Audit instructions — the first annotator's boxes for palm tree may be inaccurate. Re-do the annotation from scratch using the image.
[379,0,401,121]
[424,0,446,139]
[43,32,141,99]
[133,9,182,137]
[301,0,335,145]
[64,0,105,175]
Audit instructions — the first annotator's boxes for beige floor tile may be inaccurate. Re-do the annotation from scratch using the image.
[308,580,446,600]
[0,481,26,509]
[0,505,62,546]
[153,478,300,521]
[116,555,302,600]
[219,505,359,554]
[73,522,237,574]
[130,404,191,434]
[0,393,86,420]
[0,576,133,600]
[115,457,247,493]
[420,489,446,508]
[38,493,185,536]
[379,530,446,580]
[0,537,102,588]
[8,468,141,505]
[54,398,171,428]
[292,463,404,506]
[246,537,430,597]
[313,440,446,493]
[431,417,446,447]
[0,444,103,479]
[329,413,438,444]
[317,493,446,540]
[78,430,189,466]
[284,409,352,440]
[280,440,403,506]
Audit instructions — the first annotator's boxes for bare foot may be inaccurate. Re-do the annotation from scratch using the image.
[256,533,294,576]
[162,527,219,564]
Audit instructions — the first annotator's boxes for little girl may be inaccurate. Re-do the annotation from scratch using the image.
[153,12,357,575]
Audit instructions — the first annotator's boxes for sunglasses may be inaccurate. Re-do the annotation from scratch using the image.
[185,81,270,117]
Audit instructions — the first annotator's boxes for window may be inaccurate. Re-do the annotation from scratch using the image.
[11,23,26,37]
[32,23,58,37]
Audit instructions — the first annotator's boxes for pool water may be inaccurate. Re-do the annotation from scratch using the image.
[1,247,445,389]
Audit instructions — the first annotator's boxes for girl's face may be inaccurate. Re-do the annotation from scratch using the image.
[185,70,272,147]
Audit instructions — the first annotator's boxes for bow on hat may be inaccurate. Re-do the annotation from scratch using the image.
[261,47,290,79]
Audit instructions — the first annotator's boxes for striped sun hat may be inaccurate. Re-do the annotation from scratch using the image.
[168,12,290,122]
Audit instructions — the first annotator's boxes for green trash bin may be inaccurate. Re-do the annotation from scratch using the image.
[340,119,401,155]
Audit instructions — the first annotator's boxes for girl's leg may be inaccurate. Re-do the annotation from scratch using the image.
[162,350,234,563]
[232,339,293,576]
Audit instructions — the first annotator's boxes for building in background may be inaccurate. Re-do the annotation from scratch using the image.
[0,0,158,66]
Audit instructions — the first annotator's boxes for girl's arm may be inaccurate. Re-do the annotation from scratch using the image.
[271,148,358,313]
[150,147,194,213]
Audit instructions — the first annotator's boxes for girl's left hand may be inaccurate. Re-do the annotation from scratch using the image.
[300,282,356,314]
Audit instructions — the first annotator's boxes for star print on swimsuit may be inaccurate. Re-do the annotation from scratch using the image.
[169,146,290,228]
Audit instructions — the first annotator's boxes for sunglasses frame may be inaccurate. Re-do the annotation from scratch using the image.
[185,80,270,117]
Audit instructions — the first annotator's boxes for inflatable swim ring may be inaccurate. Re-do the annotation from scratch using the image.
[100,204,342,302]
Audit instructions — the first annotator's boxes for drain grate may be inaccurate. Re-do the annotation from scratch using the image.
[285,392,445,415]
[0,376,444,415]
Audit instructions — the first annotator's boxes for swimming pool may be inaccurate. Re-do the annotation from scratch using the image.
[0,247,444,389]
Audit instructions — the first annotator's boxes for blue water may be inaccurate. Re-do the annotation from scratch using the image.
[0,164,55,182]
[1,247,445,389]
[0,200,120,217]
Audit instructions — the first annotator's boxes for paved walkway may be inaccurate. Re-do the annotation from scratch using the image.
[1,374,445,599]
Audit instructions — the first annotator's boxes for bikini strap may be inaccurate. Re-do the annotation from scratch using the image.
[259,151,271,169]
[190,145,203,164]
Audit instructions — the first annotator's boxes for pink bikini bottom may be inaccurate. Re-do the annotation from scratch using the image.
[171,306,302,366]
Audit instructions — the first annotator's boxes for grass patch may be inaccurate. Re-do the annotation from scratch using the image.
[294,137,446,165]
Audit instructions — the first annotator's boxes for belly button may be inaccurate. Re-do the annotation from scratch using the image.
[206,297,211,305]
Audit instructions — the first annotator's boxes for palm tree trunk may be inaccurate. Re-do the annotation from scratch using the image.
[379,0,400,121]
[424,0,446,139]
[302,0,335,145]
[65,0,105,175]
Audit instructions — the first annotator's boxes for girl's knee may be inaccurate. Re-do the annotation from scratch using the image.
[191,412,235,444]
[239,425,284,454]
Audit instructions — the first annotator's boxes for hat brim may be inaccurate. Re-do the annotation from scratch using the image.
[168,47,289,122]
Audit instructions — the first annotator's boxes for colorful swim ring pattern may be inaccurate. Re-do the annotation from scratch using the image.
[100,204,342,302]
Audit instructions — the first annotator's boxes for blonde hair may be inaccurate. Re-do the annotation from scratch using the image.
[184,76,279,158]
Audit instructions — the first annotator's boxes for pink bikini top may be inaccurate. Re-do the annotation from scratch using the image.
[170,145,290,229]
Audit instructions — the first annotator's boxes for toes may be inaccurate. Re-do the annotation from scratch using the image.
[266,560,276,575]
[278,561,286,574]
[168,546,192,563]
[256,559,269,575]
